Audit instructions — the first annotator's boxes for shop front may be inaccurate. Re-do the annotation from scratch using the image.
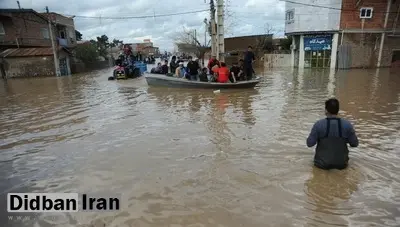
[303,34,333,68]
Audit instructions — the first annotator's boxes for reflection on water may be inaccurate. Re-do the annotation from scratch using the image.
[1,68,400,226]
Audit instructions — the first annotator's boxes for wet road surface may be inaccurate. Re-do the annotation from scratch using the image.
[1,67,400,227]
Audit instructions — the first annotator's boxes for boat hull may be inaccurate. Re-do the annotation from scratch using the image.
[145,73,260,89]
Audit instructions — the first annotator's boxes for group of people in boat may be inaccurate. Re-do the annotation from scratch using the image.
[151,46,257,83]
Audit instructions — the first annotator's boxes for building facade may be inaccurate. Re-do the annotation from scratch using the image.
[0,9,75,77]
[285,0,400,69]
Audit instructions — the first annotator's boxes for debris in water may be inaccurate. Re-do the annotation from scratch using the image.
[213,90,221,94]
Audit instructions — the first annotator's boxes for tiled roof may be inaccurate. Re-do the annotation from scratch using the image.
[0,47,68,58]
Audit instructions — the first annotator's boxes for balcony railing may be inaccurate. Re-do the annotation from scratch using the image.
[57,37,77,47]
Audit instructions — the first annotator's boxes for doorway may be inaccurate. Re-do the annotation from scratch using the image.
[59,58,68,76]
[304,50,331,68]
[391,50,400,68]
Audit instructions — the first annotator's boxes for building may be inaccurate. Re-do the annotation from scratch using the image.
[0,8,74,77]
[0,47,71,78]
[285,0,400,69]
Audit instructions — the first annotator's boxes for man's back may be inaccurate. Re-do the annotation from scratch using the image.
[307,117,358,147]
[307,117,358,169]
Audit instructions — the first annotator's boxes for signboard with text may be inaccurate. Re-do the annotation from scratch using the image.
[304,34,332,51]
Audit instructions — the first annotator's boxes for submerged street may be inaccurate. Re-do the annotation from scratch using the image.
[1,68,400,226]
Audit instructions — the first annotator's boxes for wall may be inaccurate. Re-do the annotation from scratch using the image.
[0,12,53,47]
[340,0,400,30]
[70,60,111,74]
[224,35,273,52]
[264,54,292,68]
[2,56,55,78]
[285,0,342,34]
[340,33,400,68]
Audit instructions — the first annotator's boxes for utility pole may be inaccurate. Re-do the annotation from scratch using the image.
[216,0,225,62]
[46,6,60,76]
[210,0,217,58]
[204,18,207,47]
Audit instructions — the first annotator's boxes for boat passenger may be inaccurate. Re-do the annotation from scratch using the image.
[161,60,169,74]
[170,56,179,74]
[151,62,162,73]
[198,68,209,82]
[229,62,241,83]
[175,62,186,78]
[216,62,230,83]
[207,55,219,72]
[306,98,359,170]
[186,56,200,81]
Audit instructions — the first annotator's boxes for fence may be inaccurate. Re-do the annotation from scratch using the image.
[263,54,291,68]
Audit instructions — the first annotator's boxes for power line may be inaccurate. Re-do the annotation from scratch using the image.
[65,9,209,19]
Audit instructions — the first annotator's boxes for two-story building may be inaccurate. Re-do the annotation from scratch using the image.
[285,0,400,69]
[0,9,76,78]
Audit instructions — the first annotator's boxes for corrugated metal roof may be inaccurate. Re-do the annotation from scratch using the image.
[0,47,54,58]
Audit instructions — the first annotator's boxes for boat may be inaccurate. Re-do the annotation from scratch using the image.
[144,73,261,89]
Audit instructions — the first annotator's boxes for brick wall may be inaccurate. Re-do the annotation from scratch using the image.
[341,33,400,68]
[341,0,400,30]
[0,12,54,47]
[3,56,55,78]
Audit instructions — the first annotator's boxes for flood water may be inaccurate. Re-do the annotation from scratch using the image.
[1,67,400,227]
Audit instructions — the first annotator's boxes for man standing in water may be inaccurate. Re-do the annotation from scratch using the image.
[306,98,359,170]
[244,46,255,80]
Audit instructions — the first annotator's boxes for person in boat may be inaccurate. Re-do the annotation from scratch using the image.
[151,62,162,74]
[186,56,200,81]
[307,98,359,170]
[175,62,186,78]
[229,62,242,83]
[198,67,209,82]
[244,46,255,80]
[207,55,220,72]
[161,59,169,74]
[170,56,179,74]
[216,62,230,83]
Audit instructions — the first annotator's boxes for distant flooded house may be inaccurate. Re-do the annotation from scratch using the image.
[285,0,400,69]
[0,8,75,78]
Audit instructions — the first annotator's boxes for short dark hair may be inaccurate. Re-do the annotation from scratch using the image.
[239,59,244,62]
[188,56,192,59]
[248,46,252,49]
[220,62,226,67]
[164,59,168,63]
[325,98,340,115]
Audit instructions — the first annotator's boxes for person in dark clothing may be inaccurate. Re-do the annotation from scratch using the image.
[198,68,209,82]
[161,60,169,74]
[307,98,359,170]
[244,46,255,80]
[186,56,200,80]
[169,56,178,74]
[229,62,242,83]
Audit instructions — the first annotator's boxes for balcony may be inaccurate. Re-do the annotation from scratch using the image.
[57,37,77,48]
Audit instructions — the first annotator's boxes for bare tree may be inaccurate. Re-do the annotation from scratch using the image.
[253,23,275,56]
[172,27,211,65]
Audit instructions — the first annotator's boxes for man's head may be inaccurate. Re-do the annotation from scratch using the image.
[248,46,252,51]
[164,59,168,65]
[188,56,193,61]
[211,55,216,60]
[239,59,244,65]
[179,62,184,67]
[325,98,340,115]
[233,62,238,66]
[157,62,161,66]
[220,62,226,67]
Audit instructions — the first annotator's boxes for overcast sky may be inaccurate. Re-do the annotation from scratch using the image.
[0,0,285,51]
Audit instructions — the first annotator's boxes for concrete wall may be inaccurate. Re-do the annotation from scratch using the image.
[264,54,292,68]
[2,56,55,78]
[0,12,53,47]
[224,35,273,53]
[285,0,342,34]
[340,0,400,30]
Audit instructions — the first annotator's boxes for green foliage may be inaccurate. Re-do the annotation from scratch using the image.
[75,43,99,63]
[89,34,110,60]
[75,30,83,41]
[110,39,123,48]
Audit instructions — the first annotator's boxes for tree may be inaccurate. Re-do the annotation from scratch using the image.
[90,34,110,60]
[75,43,99,63]
[110,38,123,48]
[253,23,274,56]
[75,30,83,41]
[173,27,211,64]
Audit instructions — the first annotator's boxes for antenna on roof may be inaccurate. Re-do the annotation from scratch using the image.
[16,1,21,9]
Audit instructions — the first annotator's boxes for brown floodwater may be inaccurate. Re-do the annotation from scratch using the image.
[1,67,400,227]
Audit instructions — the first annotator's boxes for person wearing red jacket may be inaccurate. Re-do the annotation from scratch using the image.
[207,55,220,72]
[216,62,230,83]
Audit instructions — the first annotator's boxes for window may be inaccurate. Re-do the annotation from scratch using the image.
[41,28,50,39]
[360,7,373,19]
[286,10,294,23]
[0,22,5,35]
